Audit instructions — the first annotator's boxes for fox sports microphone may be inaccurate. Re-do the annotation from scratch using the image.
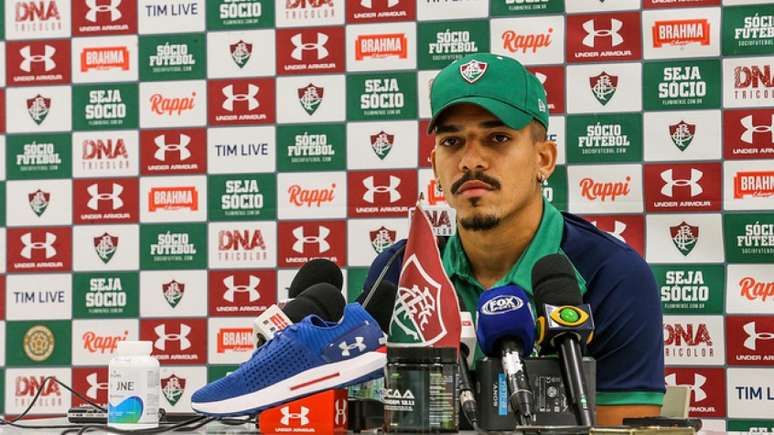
[476,285,536,426]
[532,254,595,427]
[287,258,343,298]
[253,282,345,348]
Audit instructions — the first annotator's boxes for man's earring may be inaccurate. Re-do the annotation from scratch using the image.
[436,180,443,192]
[537,173,546,184]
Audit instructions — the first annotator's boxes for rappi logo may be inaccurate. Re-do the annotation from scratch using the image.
[149,92,196,118]
[278,221,346,267]
[501,26,554,55]
[12,1,64,32]
[727,316,774,366]
[348,170,418,218]
[578,176,632,203]
[584,215,644,256]
[287,182,337,208]
[738,275,774,303]
[82,329,129,354]
[734,171,774,199]
[14,375,64,410]
[566,12,641,62]
[7,227,72,273]
[72,0,137,36]
[74,178,139,224]
[723,109,774,160]
[664,368,726,418]
[140,319,206,365]
[72,368,108,407]
[355,33,408,61]
[208,78,276,126]
[140,129,206,175]
[652,19,711,48]
[348,0,413,23]
[208,270,276,316]
[6,39,71,86]
[644,163,722,212]
[217,229,269,263]
[527,66,565,113]
[277,28,345,74]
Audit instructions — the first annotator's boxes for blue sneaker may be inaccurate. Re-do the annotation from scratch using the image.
[191,303,387,416]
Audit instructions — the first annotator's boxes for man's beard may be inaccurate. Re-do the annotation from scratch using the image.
[459,213,500,231]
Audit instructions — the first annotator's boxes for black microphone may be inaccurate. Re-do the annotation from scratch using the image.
[253,282,345,348]
[358,280,398,333]
[287,258,343,298]
[532,254,595,427]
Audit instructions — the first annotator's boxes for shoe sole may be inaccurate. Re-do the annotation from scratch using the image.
[191,348,387,416]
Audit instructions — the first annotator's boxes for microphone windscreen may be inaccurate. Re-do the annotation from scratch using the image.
[361,280,398,333]
[532,254,583,312]
[476,285,535,357]
[287,259,343,298]
[285,282,345,323]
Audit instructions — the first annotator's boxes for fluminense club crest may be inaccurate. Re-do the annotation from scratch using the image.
[93,233,119,264]
[230,40,253,69]
[28,189,51,217]
[298,83,324,115]
[161,374,186,407]
[162,280,185,308]
[670,221,699,256]
[391,255,446,344]
[669,121,696,152]
[589,71,618,106]
[370,131,395,160]
[459,59,488,84]
[27,94,52,125]
[370,226,397,254]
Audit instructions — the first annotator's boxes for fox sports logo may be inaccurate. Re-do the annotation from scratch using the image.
[482,295,523,315]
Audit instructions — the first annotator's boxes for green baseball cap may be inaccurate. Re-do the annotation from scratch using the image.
[428,53,549,134]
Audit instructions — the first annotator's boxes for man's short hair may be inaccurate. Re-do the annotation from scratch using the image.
[530,120,547,143]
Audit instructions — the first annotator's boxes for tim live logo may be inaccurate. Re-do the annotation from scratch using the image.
[734,171,774,198]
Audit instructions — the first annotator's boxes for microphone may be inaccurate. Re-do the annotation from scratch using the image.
[476,285,536,426]
[253,282,345,348]
[359,280,398,333]
[458,311,477,428]
[287,258,343,299]
[532,254,595,427]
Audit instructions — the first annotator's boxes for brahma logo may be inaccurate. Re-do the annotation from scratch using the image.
[142,319,206,363]
[278,221,345,267]
[663,317,724,364]
[670,221,700,256]
[208,79,275,125]
[10,0,67,39]
[589,71,618,105]
[216,328,253,353]
[349,170,417,218]
[162,280,185,308]
[208,270,276,316]
[355,33,408,60]
[652,19,711,47]
[161,374,186,406]
[727,316,774,365]
[82,329,128,354]
[148,186,199,212]
[73,0,136,35]
[734,171,774,199]
[81,46,130,72]
[8,227,71,272]
[218,229,268,262]
[567,13,640,62]
[664,368,726,417]
[644,163,721,212]
[93,233,119,264]
[26,94,52,125]
[669,120,696,151]
[370,225,397,254]
[7,40,70,85]
[140,129,205,175]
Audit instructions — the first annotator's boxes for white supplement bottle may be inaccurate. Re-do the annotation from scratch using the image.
[108,341,160,429]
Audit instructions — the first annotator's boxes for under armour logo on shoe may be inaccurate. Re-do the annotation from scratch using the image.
[292,225,330,254]
[582,18,624,48]
[20,232,57,259]
[154,324,192,351]
[660,169,703,198]
[222,275,261,303]
[20,45,56,72]
[280,405,310,426]
[222,84,260,112]
[87,183,124,210]
[339,337,366,357]
[363,176,401,203]
[290,32,329,61]
[334,398,347,425]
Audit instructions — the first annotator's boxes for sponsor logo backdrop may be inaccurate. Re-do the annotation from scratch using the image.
[1,0,773,424]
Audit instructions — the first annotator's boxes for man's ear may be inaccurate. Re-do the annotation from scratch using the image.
[430,146,438,179]
[535,139,557,179]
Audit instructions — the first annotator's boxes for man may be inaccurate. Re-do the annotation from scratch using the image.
[361,53,664,425]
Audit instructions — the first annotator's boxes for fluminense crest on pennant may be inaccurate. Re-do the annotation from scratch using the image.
[370,131,394,160]
[28,189,51,217]
[459,59,488,84]
[297,83,324,115]
[230,40,253,68]
[670,221,699,256]
[589,71,618,105]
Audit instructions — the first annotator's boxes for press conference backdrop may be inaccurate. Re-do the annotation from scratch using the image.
[0,0,772,428]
